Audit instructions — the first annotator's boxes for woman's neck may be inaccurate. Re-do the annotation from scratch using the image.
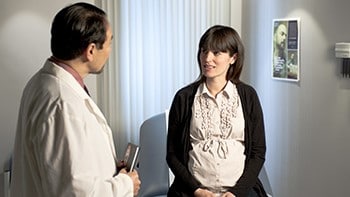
[205,79,228,97]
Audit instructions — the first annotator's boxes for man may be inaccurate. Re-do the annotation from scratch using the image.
[11,2,141,196]
[273,22,287,78]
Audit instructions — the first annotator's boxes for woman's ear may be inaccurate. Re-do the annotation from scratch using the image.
[231,53,238,64]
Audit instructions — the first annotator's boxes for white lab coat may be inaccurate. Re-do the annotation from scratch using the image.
[11,60,133,197]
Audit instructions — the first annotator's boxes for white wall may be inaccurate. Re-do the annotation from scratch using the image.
[242,0,350,196]
[0,0,96,195]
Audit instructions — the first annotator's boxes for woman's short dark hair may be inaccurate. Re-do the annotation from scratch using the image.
[196,25,245,84]
[51,2,107,60]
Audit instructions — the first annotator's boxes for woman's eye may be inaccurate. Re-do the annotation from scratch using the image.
[213,51,221,56]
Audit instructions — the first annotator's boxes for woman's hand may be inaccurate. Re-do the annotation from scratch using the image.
[221,192,235,197]
[194,188,216,197]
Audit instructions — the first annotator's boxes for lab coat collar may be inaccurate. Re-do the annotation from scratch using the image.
[42,60,117,159]
[42,60,111,133]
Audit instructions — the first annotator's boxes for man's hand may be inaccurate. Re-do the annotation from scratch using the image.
[119,168,141,196]
[116,160,126,172]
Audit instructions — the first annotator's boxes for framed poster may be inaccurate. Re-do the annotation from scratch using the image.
[272,18,300,81]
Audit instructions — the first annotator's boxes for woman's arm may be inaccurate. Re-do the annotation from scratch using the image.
[230,84,266,197]
[166,90,201,194]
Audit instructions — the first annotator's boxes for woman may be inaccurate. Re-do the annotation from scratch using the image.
[166,25,267,197]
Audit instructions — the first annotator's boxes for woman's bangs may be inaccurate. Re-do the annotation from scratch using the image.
[206,34,231,53]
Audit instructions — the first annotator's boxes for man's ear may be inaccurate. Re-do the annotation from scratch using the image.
[85,43,96,62]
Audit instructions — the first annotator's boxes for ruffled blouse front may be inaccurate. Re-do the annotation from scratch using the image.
[188,81,245,192]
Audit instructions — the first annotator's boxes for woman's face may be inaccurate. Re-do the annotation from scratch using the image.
[200,49,235,81]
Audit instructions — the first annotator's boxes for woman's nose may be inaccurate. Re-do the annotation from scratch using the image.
[204,51,214,62]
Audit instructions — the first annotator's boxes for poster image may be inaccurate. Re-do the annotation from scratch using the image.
[272,18,300,81]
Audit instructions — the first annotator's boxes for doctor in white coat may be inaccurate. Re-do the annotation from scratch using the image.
[10,2,141,197]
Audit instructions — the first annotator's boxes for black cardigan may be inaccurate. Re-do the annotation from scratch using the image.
[166,81,267,197]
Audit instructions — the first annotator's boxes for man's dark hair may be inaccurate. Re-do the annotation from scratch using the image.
[51,2,107,60]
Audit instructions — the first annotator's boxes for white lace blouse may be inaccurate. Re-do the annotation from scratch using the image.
[188,81,245,193]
